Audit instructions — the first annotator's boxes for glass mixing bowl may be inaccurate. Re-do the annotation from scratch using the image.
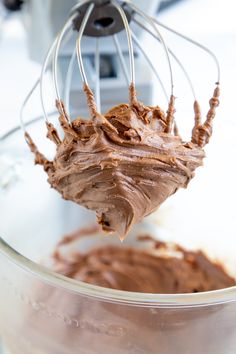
[0,116,236,354]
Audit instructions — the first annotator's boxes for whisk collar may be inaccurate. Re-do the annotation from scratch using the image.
[71,0,132,37]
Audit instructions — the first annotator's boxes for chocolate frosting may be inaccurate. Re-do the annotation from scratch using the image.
[26,83,219,238]
[52,231,235,294]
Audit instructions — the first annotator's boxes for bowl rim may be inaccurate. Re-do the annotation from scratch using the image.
[1,116,236,308]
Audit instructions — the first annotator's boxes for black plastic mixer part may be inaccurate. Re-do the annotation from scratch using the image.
[72,0,133,37]
[3,0,23,11]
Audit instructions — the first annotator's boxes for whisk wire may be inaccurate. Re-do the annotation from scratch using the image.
[21,7,80,130]
[40,36,58,123]
[64,47,77,117]
[69,0,91,17]
[111,0,135,86]
[95,37,101,113]
[76,3,95,86]
[133,18,196,100]
[128,2,174,96]
[153,18,220,83]
[53,16,77,105]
